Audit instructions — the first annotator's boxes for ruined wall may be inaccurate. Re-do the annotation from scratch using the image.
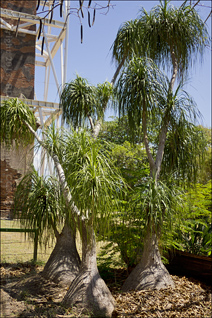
[0,144,34,218]
[0,0,36,98]
[0,0,36,218]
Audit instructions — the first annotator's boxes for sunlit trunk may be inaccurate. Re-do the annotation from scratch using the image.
[63,221,115,317]
[42,222,81,286]
[122,223,174,291]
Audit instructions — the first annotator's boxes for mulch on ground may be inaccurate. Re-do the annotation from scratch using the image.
[0,263,211,318]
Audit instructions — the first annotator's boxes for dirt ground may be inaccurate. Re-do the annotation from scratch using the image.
[0,263,211,318]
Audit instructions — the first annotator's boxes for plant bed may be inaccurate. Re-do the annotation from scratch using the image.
[0,262,211,317]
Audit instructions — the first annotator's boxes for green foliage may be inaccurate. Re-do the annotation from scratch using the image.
[95,81,114,118]
[65,129,125,225]
[99,116,142,144]
[0,98,37,147]
[97,205,145,270]
[40,123,67,164]
[196,127,211,184]
[137,0,208,78]
[14,168,66,243]
[161,123,207,185]
[60,75,113,128]
[111,141,149,189]
[111,19,142,65]
[175,181,212,256]
[132,177,183,231]
[112,1,208,79]
[60,75,96,128]
[115,56,165,139]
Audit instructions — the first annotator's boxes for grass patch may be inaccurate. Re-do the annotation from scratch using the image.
[1,219,122,266]
[0,219,56,263]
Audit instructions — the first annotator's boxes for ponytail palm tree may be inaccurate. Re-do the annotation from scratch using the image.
[14,169,81,286]
[112,0,208,89]
[0,99,81,286]
[115,55,203,291]
[1,97,124,316]
[111,0,208,292]
[62,129,125,315]
[60,75,113,138]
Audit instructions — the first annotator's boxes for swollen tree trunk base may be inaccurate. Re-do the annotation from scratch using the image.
[63,224,115,317]
[42,224,81,287]
[122,228,174,292]
[63,267,115,317]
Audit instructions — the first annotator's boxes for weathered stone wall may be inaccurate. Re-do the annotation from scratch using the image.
[0,0,36,218]
[0,143,34,218]
[0,0,36,98]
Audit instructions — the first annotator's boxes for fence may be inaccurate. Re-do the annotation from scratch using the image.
[0,228,38,262]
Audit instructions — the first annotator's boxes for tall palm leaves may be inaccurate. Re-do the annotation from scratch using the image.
[14,168,65,240]
[112,1,208,84]
[0,98,36,147]
[60,75,113,132]
[137,0,208,79]
[60,75,95,128]
[43,127,124,229]
[111,19,142,67]
[132,177,182,232]
[115,57,164,134]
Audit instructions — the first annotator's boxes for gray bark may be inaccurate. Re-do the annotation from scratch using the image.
[63,222,115,317]
[42,222,81,287]
[142,100,156,174]
[122,224,174,291]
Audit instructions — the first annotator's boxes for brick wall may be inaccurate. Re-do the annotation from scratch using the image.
[0,142,34,219]
[0,1,36,218]
[0,0,36,99]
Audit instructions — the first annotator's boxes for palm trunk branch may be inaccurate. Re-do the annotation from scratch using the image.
[142,100,155,172]
[23,120,86,221]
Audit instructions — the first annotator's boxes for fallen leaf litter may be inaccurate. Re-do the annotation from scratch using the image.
[0,263,211,318]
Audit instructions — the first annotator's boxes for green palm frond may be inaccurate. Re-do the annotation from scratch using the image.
[95,81,114,118]
[111,19,142,65]
[132,177,182,230]
[62,129,126,231]
[162,123,208,185]
[14,168,65,242]
[60,75,96,128]
[137,0,208,78]
[0,98,37,147]
[115,56,166,137]
[112,1,208,80]
[40,123,67,163]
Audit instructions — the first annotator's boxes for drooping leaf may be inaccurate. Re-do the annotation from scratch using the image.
[92,8,96,26]
[60,0,63,17]
[36,0,40,11]
[41,36,45,55]
[81,24,83,43]
[0,98,37,147]
[38,19,42,40]
[88,11,91,27]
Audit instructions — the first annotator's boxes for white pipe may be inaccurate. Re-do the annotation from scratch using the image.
[43,28,61,94]
[63,1,69,85]
[60,40,64,88]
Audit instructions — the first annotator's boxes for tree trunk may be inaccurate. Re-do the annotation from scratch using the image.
[122,224,174,292]
[42,222,81,287]
[63,221,115,317]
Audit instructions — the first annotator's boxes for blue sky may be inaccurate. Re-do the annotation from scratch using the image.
[35,1,211,128]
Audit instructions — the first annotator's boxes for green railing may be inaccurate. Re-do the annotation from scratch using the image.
[0,228,39,262]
